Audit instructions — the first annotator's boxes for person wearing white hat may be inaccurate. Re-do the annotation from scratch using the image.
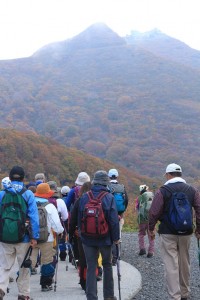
[148,163,200,300]
[135,184,154,257]
[65,172,90,265]
[65,172,90,212]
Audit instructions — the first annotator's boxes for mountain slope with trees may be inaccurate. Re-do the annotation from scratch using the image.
[0,23,200,179]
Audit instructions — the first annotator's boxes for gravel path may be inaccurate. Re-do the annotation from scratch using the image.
[121,232,200,300]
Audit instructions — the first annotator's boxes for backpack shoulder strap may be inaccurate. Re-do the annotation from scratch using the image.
[87,191,108,202]
[162,184,190,194]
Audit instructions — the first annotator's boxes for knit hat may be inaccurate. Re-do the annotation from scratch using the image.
[35,173,45,181]
[34,183,54,198]
[9,166,25,181]
[108,168,119,178]
[75,172,90,186]
[92,170,109,186]
[61,186,70,195]
[139,185,148,192]
[47,181,58,191]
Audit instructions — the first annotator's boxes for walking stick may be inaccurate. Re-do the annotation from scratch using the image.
[116,243,122,300]
[54,234,59,292]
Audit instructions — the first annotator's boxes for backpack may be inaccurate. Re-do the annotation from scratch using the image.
[108,183,126,212]
[81,191,109,238]
[48,197,58,209]
[137,192,153,224]
[36,202,49,243]
[162,185,193,234]
[0,188,27,243]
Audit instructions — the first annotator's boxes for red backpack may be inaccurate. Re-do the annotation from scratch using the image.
[81,191,109,238]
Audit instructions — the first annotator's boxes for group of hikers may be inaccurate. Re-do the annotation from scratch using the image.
[0,166,128,300]
[0,163,200,300]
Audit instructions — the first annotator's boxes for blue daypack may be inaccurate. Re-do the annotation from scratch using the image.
[108,183,126,213]
[163,185,193,234]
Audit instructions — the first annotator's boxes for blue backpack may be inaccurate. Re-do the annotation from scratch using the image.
[108,183,126,213]
[163,185,193,234]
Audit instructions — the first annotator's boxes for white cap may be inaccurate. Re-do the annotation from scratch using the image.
[108,169,119,178]
[61,186,70,195]
[75,172,90,186]
[139,185,148,192]
[165,163,182,174]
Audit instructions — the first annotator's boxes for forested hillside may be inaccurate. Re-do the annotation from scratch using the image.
[0,128,157,230]
[0,23,200,179]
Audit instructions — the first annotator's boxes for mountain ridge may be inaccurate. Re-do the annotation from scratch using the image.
[0,23,200,180]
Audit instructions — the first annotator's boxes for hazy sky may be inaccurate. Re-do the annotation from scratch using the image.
[0,0,200,60]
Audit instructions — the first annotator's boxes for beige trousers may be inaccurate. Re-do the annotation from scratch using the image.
[159,234,191,300]
[0,242,30,296]
[31,241,55,268]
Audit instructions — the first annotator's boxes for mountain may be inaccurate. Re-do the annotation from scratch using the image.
[0,23,200,180]
[125,29,200,70]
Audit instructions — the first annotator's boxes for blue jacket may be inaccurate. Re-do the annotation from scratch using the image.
[65,186,80,211]
[0,181,39,242]
[78,185,120,247]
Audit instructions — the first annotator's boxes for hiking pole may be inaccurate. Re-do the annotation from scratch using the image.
[68,235,78,270]
[54,234,59,292]
[116,243,122,300]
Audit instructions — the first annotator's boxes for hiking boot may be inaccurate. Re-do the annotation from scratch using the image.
[0,289,5,300]
[104,297,117,300]
[79,279,86,291]
[181,298,187,300]
[96,267,103,281]
[138,249,146,256]
[31,267,37,275]
[147,252,154,258]
[41,285,53,292]
[18,296,33,300]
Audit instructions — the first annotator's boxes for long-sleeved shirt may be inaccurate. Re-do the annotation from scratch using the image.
[149,177,200,234]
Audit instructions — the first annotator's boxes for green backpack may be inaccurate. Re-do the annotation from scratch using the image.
[0,189,27,243]
[137,191,154,224]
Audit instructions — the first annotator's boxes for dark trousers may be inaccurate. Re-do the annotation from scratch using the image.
[83,244,114,300]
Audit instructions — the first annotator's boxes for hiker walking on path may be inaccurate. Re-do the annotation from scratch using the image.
[108,168,128,265]
[148,163,200,300]
[32,183,64,292]
[78,170,120,300]
[135,184,154,257]
[47,180,69,261]
[66,172,90,264]
[69,181,92,291]
[0,166,39,300]
[35,173,46,186]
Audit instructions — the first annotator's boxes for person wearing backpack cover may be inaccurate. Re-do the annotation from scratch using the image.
[78,170,120,300]
[0,166,39,300]
[148,163,200,300]
[135,184,154,257]
[31,183,64,292]
[108,168,129,265]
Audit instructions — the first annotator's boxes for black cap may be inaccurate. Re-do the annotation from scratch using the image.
[9,166,25,181]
